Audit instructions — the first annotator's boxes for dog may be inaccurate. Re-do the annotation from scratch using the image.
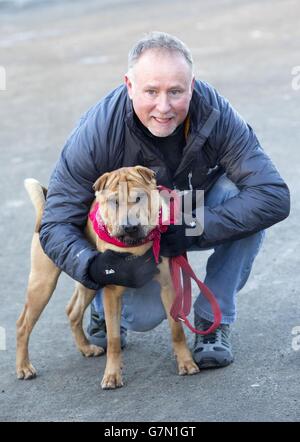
[16,166,199,389]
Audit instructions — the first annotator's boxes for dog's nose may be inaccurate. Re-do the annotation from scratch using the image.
[123,225,139,234]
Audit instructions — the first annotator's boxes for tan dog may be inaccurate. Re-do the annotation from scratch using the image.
[16,166,199,389]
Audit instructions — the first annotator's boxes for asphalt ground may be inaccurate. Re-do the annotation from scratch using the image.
[0,0,299,422]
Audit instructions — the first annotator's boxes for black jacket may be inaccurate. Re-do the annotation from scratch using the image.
[40,80,290,289]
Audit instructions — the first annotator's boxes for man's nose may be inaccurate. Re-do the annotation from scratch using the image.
[156,94,172,114]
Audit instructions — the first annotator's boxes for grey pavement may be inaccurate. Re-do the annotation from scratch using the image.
[0,0,299,422]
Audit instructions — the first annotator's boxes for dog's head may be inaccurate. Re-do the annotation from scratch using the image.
[93,166,160,246]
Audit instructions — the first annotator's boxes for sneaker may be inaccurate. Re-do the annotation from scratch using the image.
[87,305,127,350]
[193,315,234,368]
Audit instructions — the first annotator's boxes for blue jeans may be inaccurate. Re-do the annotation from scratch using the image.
[92,174,265,330]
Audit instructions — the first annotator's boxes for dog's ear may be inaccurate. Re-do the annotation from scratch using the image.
[93,172,111,192]
[135,166,156,184]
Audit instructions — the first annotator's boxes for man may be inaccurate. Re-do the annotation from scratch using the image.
[40,32,290,368]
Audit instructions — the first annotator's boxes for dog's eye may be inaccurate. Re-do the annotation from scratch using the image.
[108,198,118,207]
[135,196,141,203]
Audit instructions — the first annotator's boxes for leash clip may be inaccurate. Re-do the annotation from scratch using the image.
[188,171,193,190]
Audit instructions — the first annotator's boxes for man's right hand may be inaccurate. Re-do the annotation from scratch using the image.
[88,248,159,288]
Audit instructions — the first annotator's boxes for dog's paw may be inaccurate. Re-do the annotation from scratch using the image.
[178,359,200,376]
[101,371,124,390]
[16,362,37,380]
[81,344,105,358]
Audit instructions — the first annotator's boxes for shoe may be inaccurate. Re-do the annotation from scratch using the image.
[193,315,234,368]
[87,305,127,350]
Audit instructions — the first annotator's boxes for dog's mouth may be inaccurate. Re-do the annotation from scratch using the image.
[115,225,150,246]
[117,235,144,246]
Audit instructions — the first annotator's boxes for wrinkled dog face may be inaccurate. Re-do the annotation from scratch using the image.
[93,166,160,245]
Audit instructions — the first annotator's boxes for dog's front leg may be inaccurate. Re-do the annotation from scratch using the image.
[101,285,125,389]
[161,286,200,376]
[157,259,200,376]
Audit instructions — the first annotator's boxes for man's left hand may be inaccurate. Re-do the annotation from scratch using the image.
[160,224,197,257]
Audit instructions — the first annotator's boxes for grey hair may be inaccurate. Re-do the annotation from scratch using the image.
[128,31,193,70]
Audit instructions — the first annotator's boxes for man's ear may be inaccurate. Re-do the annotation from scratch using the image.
[93,172,110,192]
[125,73,133,99]
[191,76,195,94]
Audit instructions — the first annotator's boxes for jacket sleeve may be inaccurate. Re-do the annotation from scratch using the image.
[39,110,108,290]
[199,93,290,248]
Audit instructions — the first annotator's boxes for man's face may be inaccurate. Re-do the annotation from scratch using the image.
[125,49,195,137]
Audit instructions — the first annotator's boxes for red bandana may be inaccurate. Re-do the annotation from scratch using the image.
[89,203,168,264]
[88,186,179,264]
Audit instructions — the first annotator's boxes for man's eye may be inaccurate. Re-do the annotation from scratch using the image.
[146,90,157,95]
[170,90,182,96]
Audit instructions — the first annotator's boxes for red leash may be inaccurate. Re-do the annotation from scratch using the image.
[169,254,222,335]
[159,184,222,335]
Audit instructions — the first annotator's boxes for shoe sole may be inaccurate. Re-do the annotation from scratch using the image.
[196,356,234,369]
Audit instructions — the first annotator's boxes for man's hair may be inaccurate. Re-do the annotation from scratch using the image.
[128,31,193,70]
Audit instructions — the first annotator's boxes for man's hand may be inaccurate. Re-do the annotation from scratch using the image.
[89,248,159,288]
[160,224,197,257]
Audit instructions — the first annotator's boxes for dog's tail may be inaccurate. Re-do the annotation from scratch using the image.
[24,178,47,232]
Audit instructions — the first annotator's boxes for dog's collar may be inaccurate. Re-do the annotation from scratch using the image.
[89,202,168,264]
[89,185,180,264]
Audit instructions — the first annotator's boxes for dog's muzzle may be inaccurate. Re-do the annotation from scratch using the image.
[117,224,147,245]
